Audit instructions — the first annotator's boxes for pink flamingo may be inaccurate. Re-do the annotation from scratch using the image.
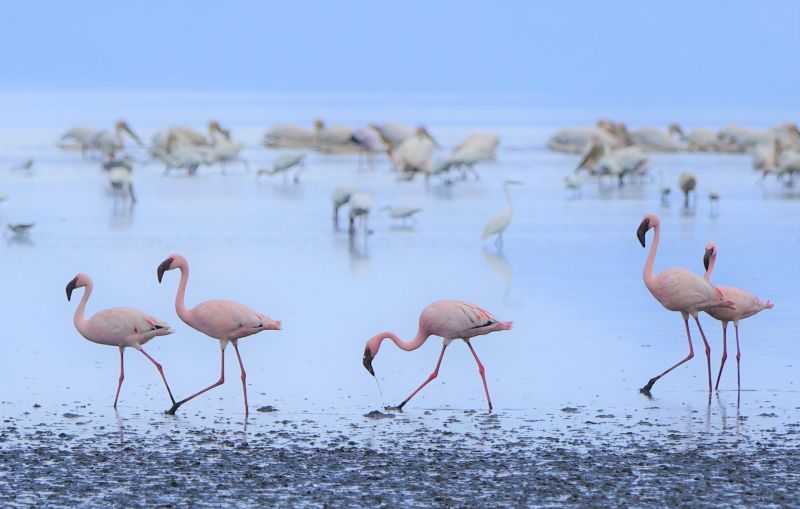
[362,300,512,411]
[157,254,281,416]
[66,273,176,408]
[636,213,734,395]
[702,243,773,391]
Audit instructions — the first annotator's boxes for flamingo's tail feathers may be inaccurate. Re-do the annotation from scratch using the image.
[764,299,774,310]
[497,321,513,331]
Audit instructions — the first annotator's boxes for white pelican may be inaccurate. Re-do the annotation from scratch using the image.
[331,186,359,229]
[482,180,522,247]
[348,192,373,236]
[104,159,136,203]
[630,123,684,152]
[91,121,143,159]
[548,125,620,154]
[161,133,214,176]
[393,126,437,177]
[752,139,781,178]
[778,149,800,184]
[453,133,499,161]
[59,126,95,155]
[313,119,360,153]
[369,122,416,154]
[576,139,648,186]
[678,171,697,208]
[257,152,307,183]
[380,205,422,225]
[263,124,316,149]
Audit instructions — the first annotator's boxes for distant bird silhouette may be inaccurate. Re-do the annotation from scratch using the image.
[678,171,697,207]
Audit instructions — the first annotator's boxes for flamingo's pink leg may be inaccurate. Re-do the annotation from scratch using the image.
[233,342,249,416]
[466,341,493,412]
[640,315,695,395]
[113,347,125,408]
[166,347,226,415]
[714,323,729,391]
[139,347,176,405]
[396,344,448,410]
[734,324,742,391]
[694,316,713,392]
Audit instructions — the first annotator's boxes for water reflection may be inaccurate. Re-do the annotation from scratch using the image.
[482,248,513,304]
[110,202,134,230]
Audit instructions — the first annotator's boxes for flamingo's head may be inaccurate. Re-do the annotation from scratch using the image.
[66,273,91,301]
[157,253,185,283]
[362,336,382,377]
[703,243,717,271]
[637,213,659,247]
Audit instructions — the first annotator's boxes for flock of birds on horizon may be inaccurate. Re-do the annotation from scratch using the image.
[1,115,782,414]
[0,116,786,240]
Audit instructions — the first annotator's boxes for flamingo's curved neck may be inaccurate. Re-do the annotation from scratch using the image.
[175,263,191,323]
[376,329,429,353]
[704,253,716,282]
[73,281,93,333]
[643,221,660,288]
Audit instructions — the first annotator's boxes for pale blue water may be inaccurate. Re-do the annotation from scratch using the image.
[0,92,798,444]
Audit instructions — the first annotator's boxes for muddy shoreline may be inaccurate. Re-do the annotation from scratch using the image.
[3,422,799,508]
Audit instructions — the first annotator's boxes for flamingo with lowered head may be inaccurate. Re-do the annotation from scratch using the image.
[702,243,773,391]
[157,254,282,416]
[636,214,734,395]
[66,273,176,408]
[362,300,512,411]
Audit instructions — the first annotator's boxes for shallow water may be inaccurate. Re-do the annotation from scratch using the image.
[1,93,799,506]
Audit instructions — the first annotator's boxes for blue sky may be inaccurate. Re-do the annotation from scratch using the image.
[1,1,798,107]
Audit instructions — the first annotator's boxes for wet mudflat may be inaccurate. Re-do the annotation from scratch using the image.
[3,399,800,508]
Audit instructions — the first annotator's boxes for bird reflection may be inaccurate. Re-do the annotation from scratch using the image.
[482,247,513,304]
[348,234,370,276]
[110,201,134,230]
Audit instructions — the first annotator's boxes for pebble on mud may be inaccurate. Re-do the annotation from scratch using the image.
[257,406,278,413]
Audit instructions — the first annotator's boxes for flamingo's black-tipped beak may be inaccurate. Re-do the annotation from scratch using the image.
[157,258,173,283]
[363,347,375,376]
[66,277,77,301]
[703,247,713,271]
[636,218,650,247]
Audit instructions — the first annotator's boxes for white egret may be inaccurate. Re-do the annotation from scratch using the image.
[630,123,684,152]
[482,180,522,247]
